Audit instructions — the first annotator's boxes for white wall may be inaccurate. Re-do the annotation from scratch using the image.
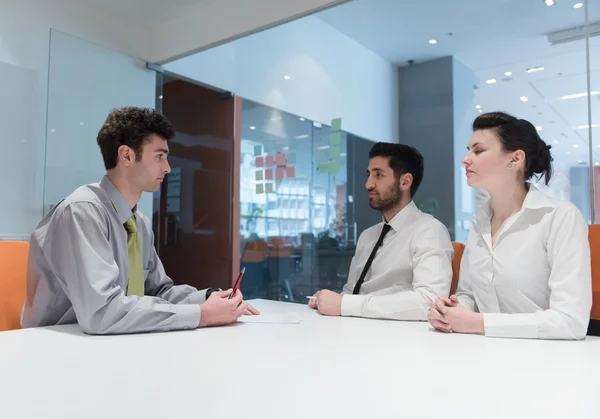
[0,0,152,240]
[150,0,349,63]
[164,15,399,144]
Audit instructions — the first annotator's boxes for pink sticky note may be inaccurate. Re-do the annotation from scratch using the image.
[256,157,264,167]
[266,155,275,166]
[265,169,273,180]
[286,166,295,178]
[276,167,284,181]
[276,152,286,166]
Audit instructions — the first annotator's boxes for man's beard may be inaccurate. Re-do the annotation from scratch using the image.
[368,182,403,212]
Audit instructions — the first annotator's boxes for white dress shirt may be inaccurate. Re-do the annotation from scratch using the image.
[341,200,453,320]
[456,185,592,340]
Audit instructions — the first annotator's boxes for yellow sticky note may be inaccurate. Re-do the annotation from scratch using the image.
[329,132,341,146]
[317,161,329,173]
[329,160,340,174]
[330,145,341,159]
[256,184,264,194]
[255,171,263,181]
[266,183,274,193]
[331,118,342,131]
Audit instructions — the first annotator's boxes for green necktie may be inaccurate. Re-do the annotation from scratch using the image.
[124,215,144,297]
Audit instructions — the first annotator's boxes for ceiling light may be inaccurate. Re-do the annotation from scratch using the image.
[79,122,84,126]
[526,66,545,73]
[50,129,55,133]
[561,91,600,100]
[536,126,543,131]
[574,124,600,130]
[553,139,559,145]
[505,71,512,76]
[595,162,600,166]
[578,160,584,164]
[429,39,437,45]
[249,126,256,130]
[573,144,579,148]
[299,117,305,121]
[295,134,309,139]
[340,153,347,157]
[283,75,291,80]
[478,109,483,113]
[475,105,481,109]
[544,0,555,5]
[282,147,289,151]
[520,96,529,102]
[548,21,600,45]
[573,3,583,9]
[486,79,497,84]
[317,145,330,150]
[158,95,163,100]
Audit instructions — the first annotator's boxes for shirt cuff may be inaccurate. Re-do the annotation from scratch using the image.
[483,313,538,339]
[341,294,364,317]
[184,289,209,304]
[175,304,201,329]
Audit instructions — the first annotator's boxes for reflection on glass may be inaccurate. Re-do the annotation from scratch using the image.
[239,100,353,301]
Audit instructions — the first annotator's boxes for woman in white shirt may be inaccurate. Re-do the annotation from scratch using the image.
[427,111,592,340]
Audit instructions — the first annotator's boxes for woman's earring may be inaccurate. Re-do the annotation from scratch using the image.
[507,163,513,168]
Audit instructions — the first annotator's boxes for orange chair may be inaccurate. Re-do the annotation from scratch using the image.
[588,225,600,322]
[0,241,29,331]
[450,242,465,296]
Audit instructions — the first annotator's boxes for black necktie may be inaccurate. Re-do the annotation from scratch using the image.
[352,224,392,295]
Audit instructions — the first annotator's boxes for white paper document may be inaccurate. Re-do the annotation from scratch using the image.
[238,312,304,324]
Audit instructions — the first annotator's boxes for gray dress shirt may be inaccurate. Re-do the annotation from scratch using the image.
[21,176,205,334]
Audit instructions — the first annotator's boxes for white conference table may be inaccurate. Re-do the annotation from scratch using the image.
[1,299,599,419]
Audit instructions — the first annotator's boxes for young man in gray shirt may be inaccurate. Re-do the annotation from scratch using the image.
[22,106,258,334]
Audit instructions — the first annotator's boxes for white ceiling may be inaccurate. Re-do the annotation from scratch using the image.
[80,0,214,25]
[317,0,600,169]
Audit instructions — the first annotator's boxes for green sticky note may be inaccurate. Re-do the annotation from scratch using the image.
[256,184,264,194]
[317,161,329,174]
[329,160,340,174]
[331,118,342,131]
[329,132,341,146]
[255,170,263,181]
[265,183,274,193]
[330,145,341,159]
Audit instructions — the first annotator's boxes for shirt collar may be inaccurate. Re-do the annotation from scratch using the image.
[473,184,554,228]
[100,176,136,225]
[384,200,419,231]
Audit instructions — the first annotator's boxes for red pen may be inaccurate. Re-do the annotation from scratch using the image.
[229,267,246,299]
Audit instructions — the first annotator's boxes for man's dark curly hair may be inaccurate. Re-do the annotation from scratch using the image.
[97,106,175,170]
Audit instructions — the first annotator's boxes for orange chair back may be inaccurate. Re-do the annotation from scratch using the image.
[0,241,29,331]
[588,225,600,320]
[450,242,465,296]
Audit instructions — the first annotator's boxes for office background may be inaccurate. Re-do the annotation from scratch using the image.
[0,0,598,301]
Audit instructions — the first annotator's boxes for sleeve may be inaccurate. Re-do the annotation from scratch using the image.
[483,205,592,340]
[144,229,209,305]
[341,234,363,295]
[341,220,453,321]
[455,229,477,311]
[46,203,201,335]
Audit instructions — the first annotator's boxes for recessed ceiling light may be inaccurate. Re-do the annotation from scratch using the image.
[249,126,256,130]
[79,122,84,126]
[486,79,497,84]
[295,134,309,139]
[573,143,579,148]
[282,147,289,151]
[283,75,291,80]
[544,0,555,5]
[475,105,481,109]
[536,126,543,131]
[520,96,529,102]
[158,95,163,100]
[526,66,544,73]
[50,129,55,133]
[429,39,437,44]
[505,71,513,76]
[574,124,600,129]
[478,109,483,113]
[299,117,305,121]
[317,145,330,150]
[574,3,583,9]
[560,91,600,100]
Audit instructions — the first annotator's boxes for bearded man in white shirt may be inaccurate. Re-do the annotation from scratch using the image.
[308,142,453,320]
